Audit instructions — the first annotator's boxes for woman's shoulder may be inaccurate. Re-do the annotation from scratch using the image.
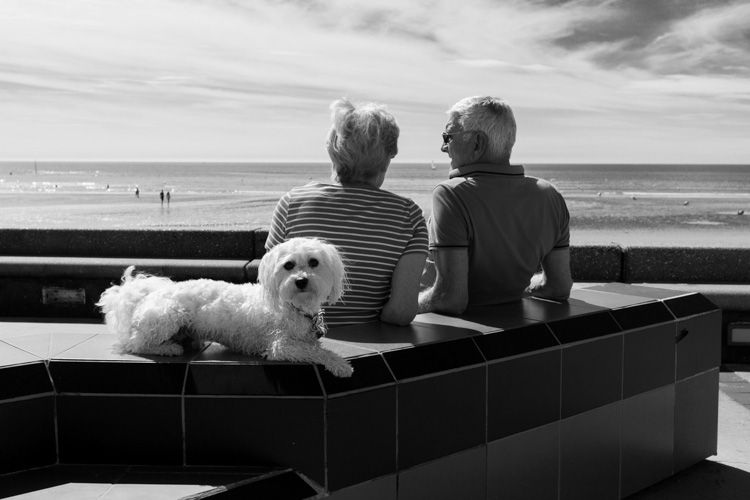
[373,187,419,205]
[287,181,334,196]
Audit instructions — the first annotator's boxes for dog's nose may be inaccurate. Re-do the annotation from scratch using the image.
[295,277,308,290]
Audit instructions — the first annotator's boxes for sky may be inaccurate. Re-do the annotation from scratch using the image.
[1,0,749,164]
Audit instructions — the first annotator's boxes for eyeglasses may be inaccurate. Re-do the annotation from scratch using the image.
[442,130,478,145]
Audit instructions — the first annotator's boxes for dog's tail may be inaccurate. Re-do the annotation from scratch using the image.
[96,266,174,335]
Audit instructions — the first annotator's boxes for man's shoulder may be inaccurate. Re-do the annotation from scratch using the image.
[435,176,469,190]
[530,176,565,196]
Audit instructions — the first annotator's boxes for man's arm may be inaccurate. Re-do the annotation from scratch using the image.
[527,247,573,301]
[418,247,469,314]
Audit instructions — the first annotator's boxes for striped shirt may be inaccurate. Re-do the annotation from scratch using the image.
[266,182,429,326]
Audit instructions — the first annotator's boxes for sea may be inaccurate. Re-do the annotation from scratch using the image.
[1,161,749,241]
[2,160,749,194]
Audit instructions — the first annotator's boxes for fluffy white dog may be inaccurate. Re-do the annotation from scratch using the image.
[96,237,353,377]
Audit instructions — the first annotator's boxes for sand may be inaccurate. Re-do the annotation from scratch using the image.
[1,189,747,247]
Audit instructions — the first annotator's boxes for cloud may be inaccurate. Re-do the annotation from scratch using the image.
[0,0,749,162]
[546,0,750,77]
[455,59,555,73]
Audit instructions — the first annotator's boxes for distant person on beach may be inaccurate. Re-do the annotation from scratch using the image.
[266,97,428,327]
[419,96,572,314]
[135,187,140,198]
[160,190,164,205]
[166,191,171,205]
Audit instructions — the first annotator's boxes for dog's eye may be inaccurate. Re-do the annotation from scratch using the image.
[309,258,318,268]
[283,261,295,271]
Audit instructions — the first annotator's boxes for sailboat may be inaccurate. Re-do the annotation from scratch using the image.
[431,160,437,171]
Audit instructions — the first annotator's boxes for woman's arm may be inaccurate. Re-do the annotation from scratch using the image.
[379,252,428,326]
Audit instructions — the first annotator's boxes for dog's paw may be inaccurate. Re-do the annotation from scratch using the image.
[327,360,354,378]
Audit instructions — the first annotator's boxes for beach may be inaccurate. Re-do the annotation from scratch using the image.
[1,161,748,247]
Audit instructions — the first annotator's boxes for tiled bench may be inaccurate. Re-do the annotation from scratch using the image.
[0,284,721,499]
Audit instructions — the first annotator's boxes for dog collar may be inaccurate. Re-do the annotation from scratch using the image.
[310,312,327,339]
[294,307,328,339]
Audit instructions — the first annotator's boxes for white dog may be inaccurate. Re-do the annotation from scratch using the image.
[96,237,353,377]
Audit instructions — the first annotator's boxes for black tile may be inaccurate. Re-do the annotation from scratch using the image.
[0,362,53,401]
[674,369,719,473]
[446,301,538,330]
[621,386,675,498]
[561,335,623,418]
[398,367,486,469]
[623,324,676,398]
[327,387,397,490]
[320,354,394,397]
[487,421,560,500]
[50,360,187,395]
[676,312,722,381]
[326,321,464,352]
[519,298,604,323]
[383,338,484,381]
[0,396,56,475]
[560,402,621,500]
[208,470,318,500]
[57,395,183,465]
[397,446,487,500]
[185,397,324,485]
[664,293,719,318]
[186,363,322,396]
[547,312,622,345]
[611,301,675,331]
[325,474,396,500]
[488,349,561,440]
[474,323,559,361]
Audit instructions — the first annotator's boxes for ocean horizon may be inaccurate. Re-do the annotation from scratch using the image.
[1,161,748,246]
[3,160,749,195]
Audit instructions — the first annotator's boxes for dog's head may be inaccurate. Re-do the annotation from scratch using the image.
[259,237,347,313]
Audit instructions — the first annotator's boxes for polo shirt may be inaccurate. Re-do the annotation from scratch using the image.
[429,163,570,305]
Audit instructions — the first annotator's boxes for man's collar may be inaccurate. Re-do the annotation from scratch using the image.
[448,163,524,179]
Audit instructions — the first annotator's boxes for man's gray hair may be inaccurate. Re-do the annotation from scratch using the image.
[448,96,516,163]
[326,98,399,185]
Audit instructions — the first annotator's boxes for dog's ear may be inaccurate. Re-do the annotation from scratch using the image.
[322,242,347,304]
[258,246,283,308]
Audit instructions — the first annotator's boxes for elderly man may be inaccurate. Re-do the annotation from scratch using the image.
[419,96,572,314]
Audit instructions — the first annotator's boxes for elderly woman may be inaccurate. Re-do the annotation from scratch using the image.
[265,98,428,327]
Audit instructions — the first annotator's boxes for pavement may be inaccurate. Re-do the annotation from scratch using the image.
[626,366,750,499]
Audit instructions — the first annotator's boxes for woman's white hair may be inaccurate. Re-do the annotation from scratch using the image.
[448,96,516,163]
[326,98,399,185]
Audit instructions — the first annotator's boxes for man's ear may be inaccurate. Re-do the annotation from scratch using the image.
[470,131,488,162]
